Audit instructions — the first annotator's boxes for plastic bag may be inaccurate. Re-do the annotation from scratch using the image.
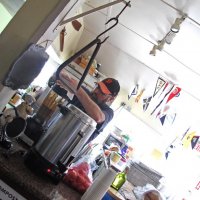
[3,43,49,90]
[133,184,165,200]
[63,155,96,194]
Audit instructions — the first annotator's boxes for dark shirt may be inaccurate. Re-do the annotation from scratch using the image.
[70,87,114,143]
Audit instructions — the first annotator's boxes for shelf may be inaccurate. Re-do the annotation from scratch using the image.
[65,62,106,91]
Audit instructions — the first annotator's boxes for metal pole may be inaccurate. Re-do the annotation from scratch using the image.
[60,0,130,26]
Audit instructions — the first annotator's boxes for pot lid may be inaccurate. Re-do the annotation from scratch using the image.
[67,104,97,128]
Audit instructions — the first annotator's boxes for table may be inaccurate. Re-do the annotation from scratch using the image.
[0,142,81,200]
[107,187,125,200]
[107,181,137,200]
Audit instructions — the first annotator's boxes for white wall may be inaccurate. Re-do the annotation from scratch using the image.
[0,3,12,33]
[76,28,200,139]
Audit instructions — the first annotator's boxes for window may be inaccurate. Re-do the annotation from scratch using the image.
[0,0,26,33]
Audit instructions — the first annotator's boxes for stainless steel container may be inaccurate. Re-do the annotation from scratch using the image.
[34,104,97,165]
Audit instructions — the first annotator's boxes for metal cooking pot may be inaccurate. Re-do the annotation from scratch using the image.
[0,117,26,150]
[34,104,97,165]
[4,117,27,139]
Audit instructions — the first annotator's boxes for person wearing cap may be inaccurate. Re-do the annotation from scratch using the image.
[57,70,120,144]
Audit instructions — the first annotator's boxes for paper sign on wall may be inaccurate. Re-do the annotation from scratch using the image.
[153,77,166,97]
[143,96,152,111]
[182,131,196,148]
[166,86,181,103]
[135,89,145,103]
[128,84,139,100]
[0,180,26,200]
[191,136,200,149]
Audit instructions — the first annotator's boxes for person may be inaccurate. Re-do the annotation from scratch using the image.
[56,70,120,144]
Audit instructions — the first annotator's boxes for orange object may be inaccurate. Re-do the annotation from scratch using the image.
[9,93,21,105]
[79,57,96,76]
[60,27,66,52]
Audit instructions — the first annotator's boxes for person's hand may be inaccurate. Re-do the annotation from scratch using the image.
[144,191,160,200]
[56,70,78,94]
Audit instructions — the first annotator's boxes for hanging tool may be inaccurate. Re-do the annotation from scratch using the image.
[60,27,66,52]
[56,1,131,91]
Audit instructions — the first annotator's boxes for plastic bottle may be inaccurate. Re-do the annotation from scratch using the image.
[111,166,129,191]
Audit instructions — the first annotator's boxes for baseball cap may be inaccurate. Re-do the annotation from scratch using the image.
[97,78,120,96]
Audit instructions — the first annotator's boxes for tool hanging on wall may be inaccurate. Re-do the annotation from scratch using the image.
[60,20,82,52]
[191,135,200,149]
[60,27,66,52]
[158,82,169,98]
[143,96,152,111]
[56,1,130,91]
[165,137,179,159]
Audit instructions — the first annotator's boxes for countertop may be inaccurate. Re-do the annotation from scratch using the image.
[108,187,126,200]
[0,142,81,200]
[108,181,137,200]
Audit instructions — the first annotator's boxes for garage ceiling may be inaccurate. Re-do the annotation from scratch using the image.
[80,0,200,103]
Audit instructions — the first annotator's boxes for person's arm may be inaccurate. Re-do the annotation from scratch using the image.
[57,71,105,123]
[75,87,105,123]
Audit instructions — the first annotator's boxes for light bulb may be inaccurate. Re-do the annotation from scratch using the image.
[170,15,186,33]
[165,31,176,44]
[171,18,182,33]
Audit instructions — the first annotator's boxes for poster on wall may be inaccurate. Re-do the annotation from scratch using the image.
[166,113,176,125]
[135,89,145,103]
[153,77,166,97]
[191,136,200,149]
[166,86,181,103]
[159,82,169,97]
[128,84,138,100]
[182,131,196,148]
[0,180,26,200]
[143,96,152,111]
[151,84,174,115]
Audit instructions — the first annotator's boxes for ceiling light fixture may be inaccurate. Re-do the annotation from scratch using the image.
[149,39,165,56]
[149,13,187,56]
[170,14,187,33]
[149,45,157,56]
[165,31,176,44]
[59,20,82,52]
[157,39,166,51]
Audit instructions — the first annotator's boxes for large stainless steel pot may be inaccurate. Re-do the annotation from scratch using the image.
[24,104,96,183]
[34,104,97,165]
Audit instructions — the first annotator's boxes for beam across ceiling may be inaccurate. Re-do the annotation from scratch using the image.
[59,0,131,26]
